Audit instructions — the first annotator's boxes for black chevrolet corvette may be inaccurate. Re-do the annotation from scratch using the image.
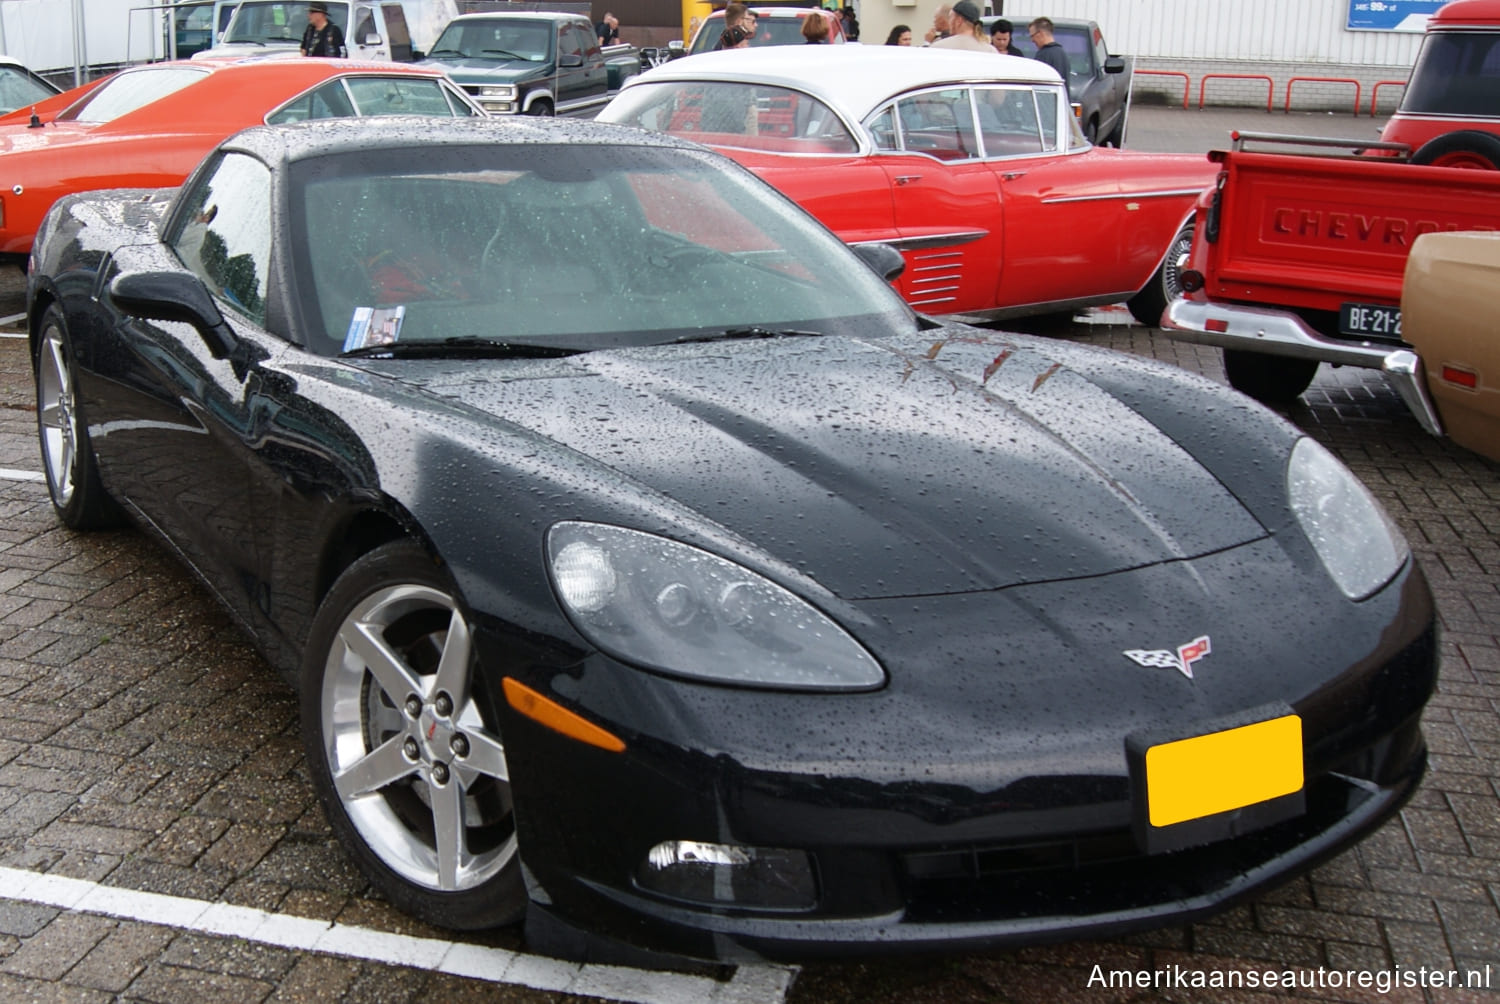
[27,116,1436,963]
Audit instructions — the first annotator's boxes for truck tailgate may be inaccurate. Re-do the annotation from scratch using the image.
[1206,152,1500,312]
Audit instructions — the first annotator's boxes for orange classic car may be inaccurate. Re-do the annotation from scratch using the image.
[599,46,1218,324]
[0,58,483,268]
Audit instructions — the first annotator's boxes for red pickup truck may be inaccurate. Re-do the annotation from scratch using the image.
[1161,132,1500,421]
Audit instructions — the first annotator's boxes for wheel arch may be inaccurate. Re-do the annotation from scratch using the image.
[313,503,444,613]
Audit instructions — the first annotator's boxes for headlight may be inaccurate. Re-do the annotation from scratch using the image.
[1288,437,1409,600]
[480,85,516,99]
[547,522,884,691]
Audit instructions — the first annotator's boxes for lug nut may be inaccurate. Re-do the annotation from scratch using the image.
[431,761,450,785]
[403,738,419,761]
[450,734,469,758]
[404,695,422,718]
[434,692,453,717]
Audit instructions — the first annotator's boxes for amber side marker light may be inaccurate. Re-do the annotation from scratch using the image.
[1442,365,1479,390]
[503,678,626,753]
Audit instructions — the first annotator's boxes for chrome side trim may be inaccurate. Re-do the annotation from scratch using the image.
[1161,299,1399,368]
[850,231,987,251]
[1041,188,1207,205]
[1382,350,1445,439]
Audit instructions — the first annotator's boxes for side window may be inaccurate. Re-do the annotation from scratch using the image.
[559,25,583,60]
[571,23,599,55]
[345,76,457,116]
[169,153,273,327]
[353,7,376,43]
[266,78,356,123]
[867,105,899,151]
[442,83,482,117]
[1092,27,1107,76]
[974,87,1043,158]
[1034,88,1060,149]
[891,88,979,161]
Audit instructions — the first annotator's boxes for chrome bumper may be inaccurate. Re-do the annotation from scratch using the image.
[1161,299,1444,438]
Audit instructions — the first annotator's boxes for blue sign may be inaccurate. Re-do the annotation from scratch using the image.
[1347,0,1446,31]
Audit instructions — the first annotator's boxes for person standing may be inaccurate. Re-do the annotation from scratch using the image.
[595,12,620,46]
[884,23,912,45]
[931,0,992,52]
[922,4,951,44]
[990,17,1022,55]
[837,6,859,41]
[714,2,747,49]
[300,1,346,57]
[1028,17,1071,90]
[802,12,830,43]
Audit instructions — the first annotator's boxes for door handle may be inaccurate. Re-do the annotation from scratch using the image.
[894,174,922,185]
[1001,171,1027,180]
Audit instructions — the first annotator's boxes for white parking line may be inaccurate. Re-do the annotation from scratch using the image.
[0,331,26,339]
[0,312,27,327]
[0,866,795,1004]
[0,468,44,483]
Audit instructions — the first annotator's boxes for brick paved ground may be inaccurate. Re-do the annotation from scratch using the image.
[0,108,1496,1002]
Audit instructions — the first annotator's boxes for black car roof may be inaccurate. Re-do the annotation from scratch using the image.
[222,115,699,165]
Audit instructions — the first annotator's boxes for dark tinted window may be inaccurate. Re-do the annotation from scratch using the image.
[170,153,273,326]
[1401,32,1500,117]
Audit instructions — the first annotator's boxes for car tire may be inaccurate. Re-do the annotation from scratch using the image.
[300,540,526,930]
[1102,116,1124,148]
[33,306,122,530]
[1126,220,1194,327]
[1223,349,1320,402]
[1410,130,1500,170]
[1084,117,1099,145]
[526,98,554,117]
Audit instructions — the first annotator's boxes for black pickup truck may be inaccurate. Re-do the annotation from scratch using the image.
[419,11,640,116]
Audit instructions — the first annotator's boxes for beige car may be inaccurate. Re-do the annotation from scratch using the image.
[1397,231,1500,463]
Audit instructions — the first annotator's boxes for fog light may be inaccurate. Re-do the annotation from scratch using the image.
[636,840,817,910]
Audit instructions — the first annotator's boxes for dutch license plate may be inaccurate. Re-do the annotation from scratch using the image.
[1144,715,1303,828]
[1339,301,1402,339]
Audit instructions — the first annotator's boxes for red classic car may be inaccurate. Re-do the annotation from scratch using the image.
[599,46,1217,324]
[0,58,483,268]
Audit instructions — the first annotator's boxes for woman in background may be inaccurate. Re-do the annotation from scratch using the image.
[884,24,912,45]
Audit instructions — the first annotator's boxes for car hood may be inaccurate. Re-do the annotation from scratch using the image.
[421,58,539,82]
[392,328,1267,599]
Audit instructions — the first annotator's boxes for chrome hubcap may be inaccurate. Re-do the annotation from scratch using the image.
[37,328,78,507]
[322,583,514,892]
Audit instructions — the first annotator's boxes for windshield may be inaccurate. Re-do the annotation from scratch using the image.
[604,81,859,154]
[224,0,347,44]
[57,66,208,123]
[428,19,551,61]
[290,144,911,356]
[1401,31,1500,117]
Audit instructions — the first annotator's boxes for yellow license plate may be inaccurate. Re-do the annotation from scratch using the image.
[1145,715,1303,828]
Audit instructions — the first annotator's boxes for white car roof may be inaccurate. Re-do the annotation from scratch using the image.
[632,46,1063,122]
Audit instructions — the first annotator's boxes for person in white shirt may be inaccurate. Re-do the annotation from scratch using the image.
[931,0,994,52]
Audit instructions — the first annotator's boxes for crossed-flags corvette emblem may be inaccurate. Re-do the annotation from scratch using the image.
[1123,635,1212,679]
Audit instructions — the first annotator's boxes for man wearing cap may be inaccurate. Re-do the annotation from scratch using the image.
[301,2,346,57]
[931,0,993,51]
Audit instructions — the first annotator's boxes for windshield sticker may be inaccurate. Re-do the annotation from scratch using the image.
[343,305,406,353]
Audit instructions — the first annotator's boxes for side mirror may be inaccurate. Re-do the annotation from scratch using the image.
[851,242,906,282]
[1103,55,1125,74]
[362,32,382,46]
[559,52,584,67]
[110,271,238,358]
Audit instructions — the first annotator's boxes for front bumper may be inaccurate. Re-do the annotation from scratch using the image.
[492,546,1437,962]
[1162,298,1446,437]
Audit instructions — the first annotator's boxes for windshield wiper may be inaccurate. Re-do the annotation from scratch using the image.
[670,327,822,345]
[481,48,524,58]
[341,336,580,359]
[426,47,466,57]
